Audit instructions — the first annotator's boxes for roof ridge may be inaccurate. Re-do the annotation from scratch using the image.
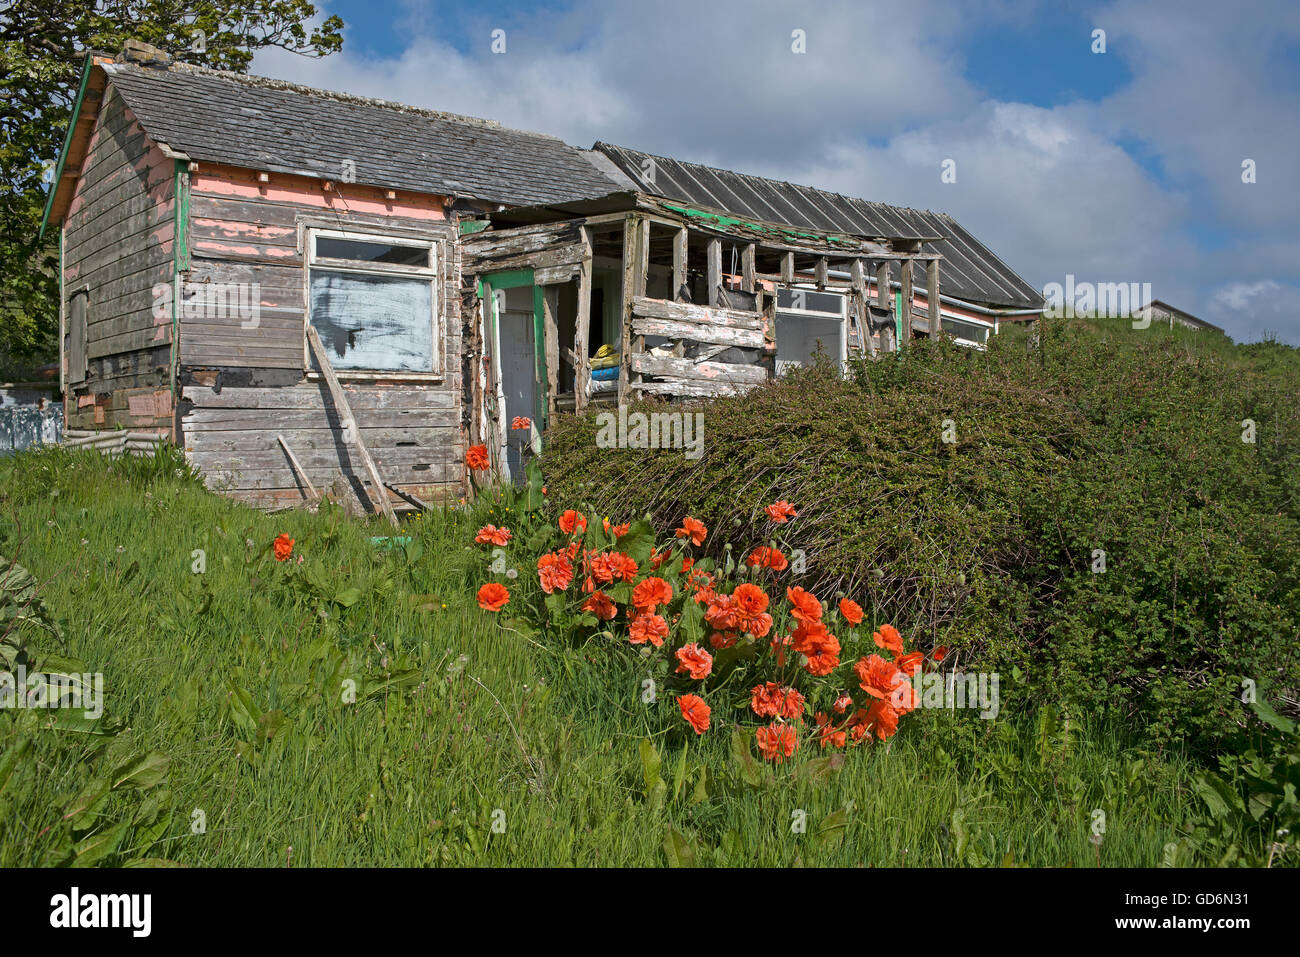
[107,59,567,141]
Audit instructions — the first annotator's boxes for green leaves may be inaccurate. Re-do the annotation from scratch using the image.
[639,738,666,811]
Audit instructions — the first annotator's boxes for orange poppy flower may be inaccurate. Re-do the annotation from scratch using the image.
[933,645,949,662]
[833,693,854,714]
[732,583,772,637]
[748,546,789,571]
[675,516,707,546]
[474,524,512,546]
[861,700,900,740]
[838,597,864,626]
[764,501,798,523]
[559,510,587,536]
[709,630,738,649]
[873,623,905,656]
[465,444,490,471]
[629,613,669,647]
[815,712,848,749]
[895,651,925,677]
[273,533,294,562]
[631,576,672,612]
[476,582,510,612]
[582,591,617,621]
[704,594,739,631]
[591,551,638,584]
[674,643,713,679]
[786,586,822,624]
[750,682,804,719]
[755,723,798,762]
[678,694,710,735]
[648,546,672,570]
[803,635,841,676]
[537,551,574,594]
[855,654,903,700]
[511,416,531,430]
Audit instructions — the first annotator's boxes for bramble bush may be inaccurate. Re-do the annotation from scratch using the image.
[540,319,1300,756]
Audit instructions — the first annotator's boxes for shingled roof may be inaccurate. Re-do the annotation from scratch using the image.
[593,142,1043,309]
[102,61,620,207]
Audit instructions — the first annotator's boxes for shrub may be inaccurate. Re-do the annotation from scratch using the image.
[541,319,1300,755]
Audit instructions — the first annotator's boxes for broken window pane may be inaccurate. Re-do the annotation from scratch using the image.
[315,236,429,266]
[309,269,433,372]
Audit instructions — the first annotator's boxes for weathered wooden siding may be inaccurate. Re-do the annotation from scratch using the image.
[62,86,174,432]
[178,164,465,510]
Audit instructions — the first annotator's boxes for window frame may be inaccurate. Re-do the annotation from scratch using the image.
[774,283,848,374]
[303,226,443,380]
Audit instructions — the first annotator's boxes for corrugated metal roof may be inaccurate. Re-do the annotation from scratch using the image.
[594,142,1043,308]
[104,62,620,208]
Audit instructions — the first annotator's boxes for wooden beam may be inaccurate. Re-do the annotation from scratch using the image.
[815,257,828,289]
[781,252,795,283]
[707,237,722,307]
[574,226,593,412]
[927,258,942,337]
[741,243,756,293]
[672,226,688,301]
[850,260,877,359]
[618,214,639,406]
[305,325,399,527]
[900,257,914,341]
[875,261,895,351]
[277,433,319,501]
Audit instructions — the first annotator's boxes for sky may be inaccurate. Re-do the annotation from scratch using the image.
[250,0,1300,344]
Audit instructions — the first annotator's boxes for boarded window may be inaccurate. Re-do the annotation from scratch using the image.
[68,290,88,385]
[941,317,992,347]
[307,228,439,375]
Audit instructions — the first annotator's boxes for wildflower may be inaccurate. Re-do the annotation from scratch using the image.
[860,700,900,740]
[537,551,574,594]
[592,552,638,583]
[511,416,531,431]
[815,712,848,749]
[786,586,822,624]
[896,651,925,677]
[755,723,798,762]
[933,645,949,662]
[873,623,905,656]
[648,546,672,570]
[631,576,672,613]
[602,518,630,538]
[559,510,587,536]
[678,694,710,735]
[855,654,904,701]
[838,598,864,626]
[674,643,713,680]
[465,444,491,471]
[750,683,804,720]
[629,613,669,647]
[732,583,772,637]
[765,501,798,523]
[833,693,854,714]
[475,525,512,546]
[704,594,739,631]
[748,546,788,571]
[709,630,738,649]
[675,516,707,546]
[273,533,294,562]
[476,583,510,612]
[582,591,617,621]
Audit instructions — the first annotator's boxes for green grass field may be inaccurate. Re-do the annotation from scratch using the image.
[0,446,1209,867]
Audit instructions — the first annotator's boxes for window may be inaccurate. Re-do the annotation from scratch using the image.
[306,228,440,376]
[941,316,993,349]
[775,287,847,373]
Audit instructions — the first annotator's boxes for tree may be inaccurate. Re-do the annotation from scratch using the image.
[0,1,344,373]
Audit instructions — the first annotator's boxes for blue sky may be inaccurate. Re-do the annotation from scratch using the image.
[253,0,1300,343]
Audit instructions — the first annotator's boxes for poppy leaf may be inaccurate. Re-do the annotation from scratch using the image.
[663,825,696,867]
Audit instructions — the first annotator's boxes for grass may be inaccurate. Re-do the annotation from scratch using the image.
[0,446,1209,866]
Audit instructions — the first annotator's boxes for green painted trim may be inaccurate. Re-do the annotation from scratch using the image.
[895,291,904,344]
[169,159,189,406]
[174,159,190,270]
[39,56,94,240]
[657,201,854,246]
[459,219,490,236]
[482,268,534,290]
[532,285,547,431]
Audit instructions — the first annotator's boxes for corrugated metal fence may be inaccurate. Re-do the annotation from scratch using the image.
[0,386,62,454]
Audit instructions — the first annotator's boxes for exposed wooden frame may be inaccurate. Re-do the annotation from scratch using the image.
[574,226,593,412]
[927,258,942,337]
[706,238,722,307]
[672,226,688,301]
